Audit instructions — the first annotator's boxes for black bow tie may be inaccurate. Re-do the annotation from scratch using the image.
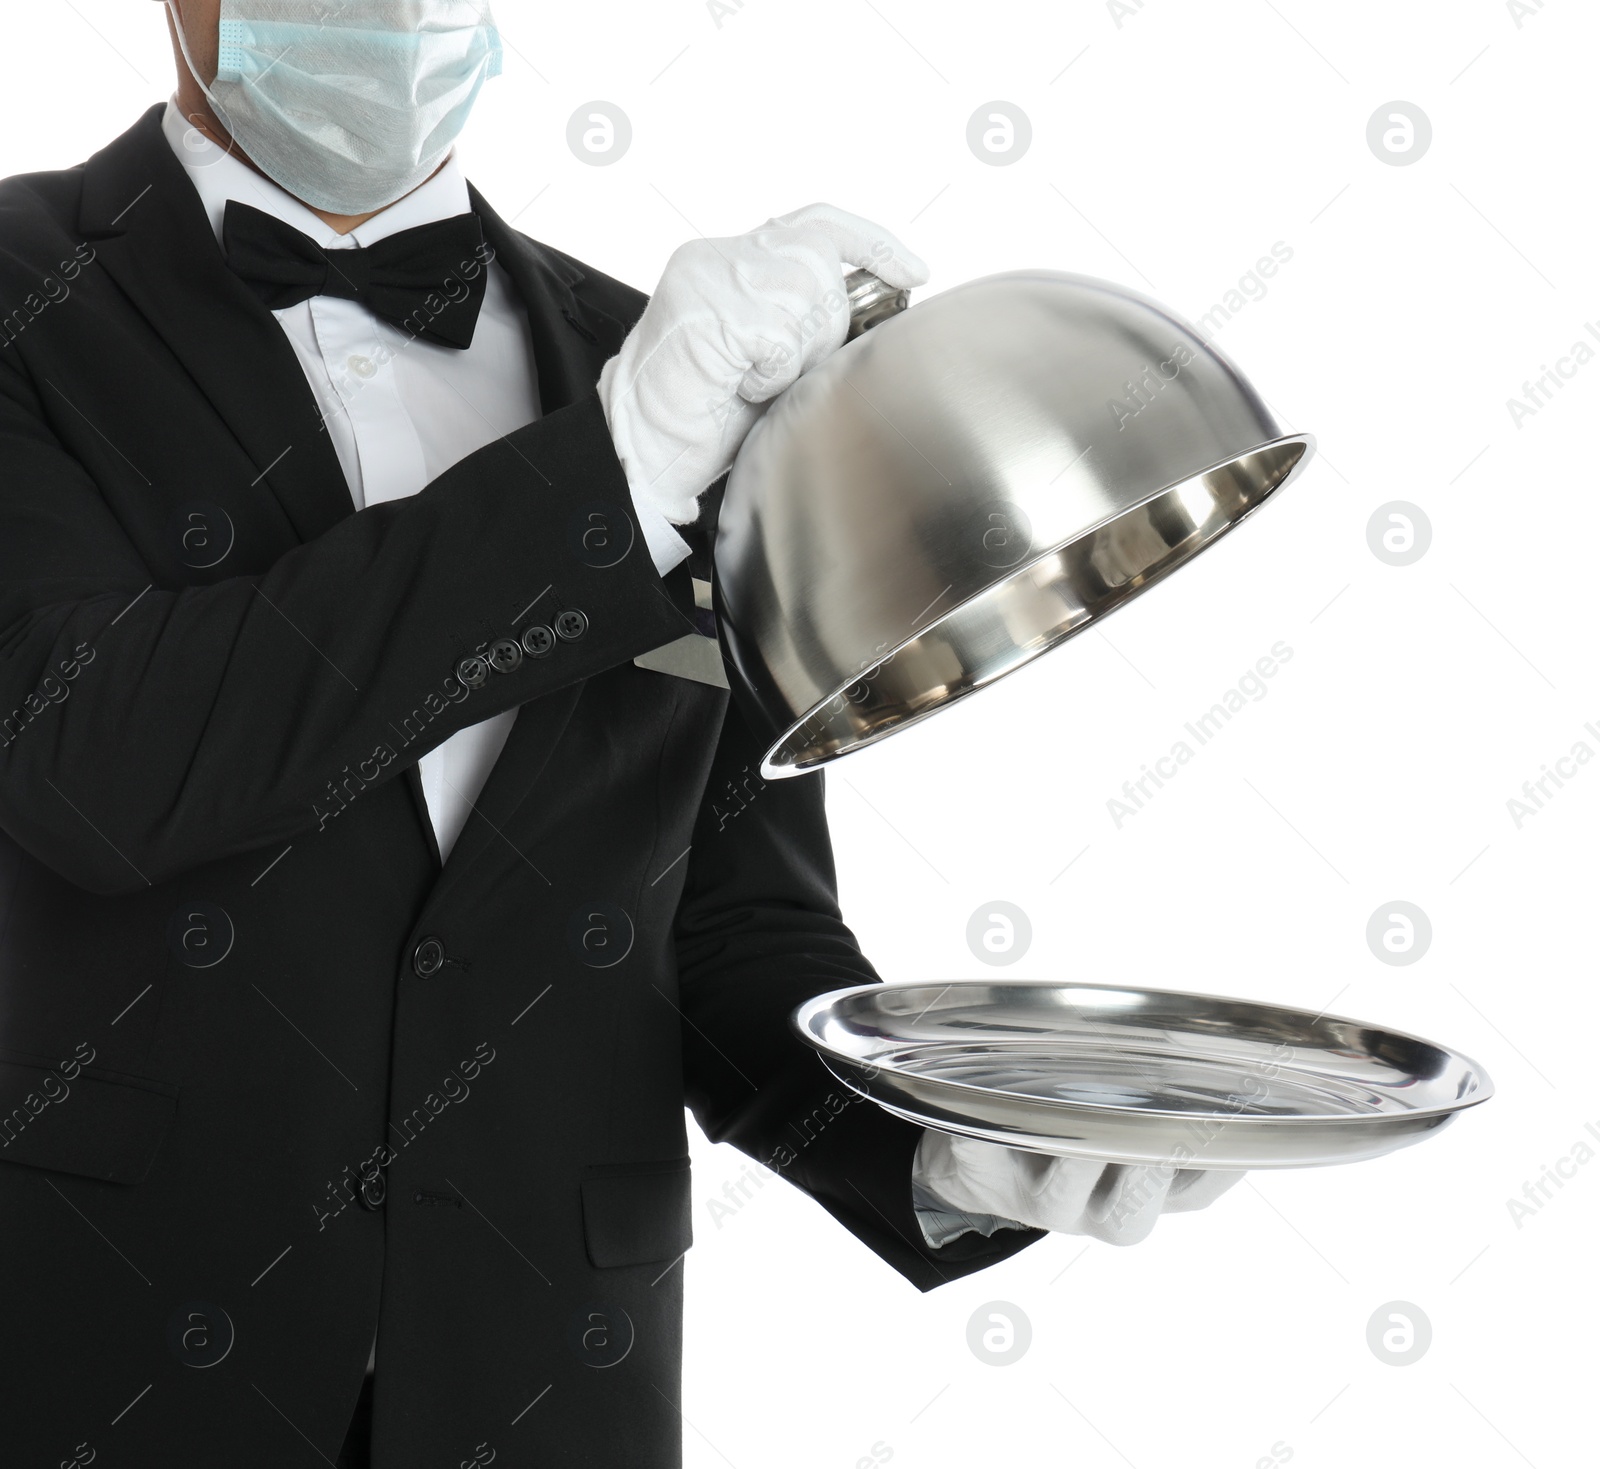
[222,200,492,350]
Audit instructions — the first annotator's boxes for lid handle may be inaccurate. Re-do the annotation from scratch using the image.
[844,268,911,341]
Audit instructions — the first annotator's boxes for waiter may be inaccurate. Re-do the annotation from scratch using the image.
[0,3,1240,1464]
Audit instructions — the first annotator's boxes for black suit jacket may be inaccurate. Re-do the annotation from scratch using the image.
[0,106,1040,1467]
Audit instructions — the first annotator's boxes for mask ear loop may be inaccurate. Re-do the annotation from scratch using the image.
[161,0,245,164]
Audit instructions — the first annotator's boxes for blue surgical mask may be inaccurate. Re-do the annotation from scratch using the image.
[164,0,502,214]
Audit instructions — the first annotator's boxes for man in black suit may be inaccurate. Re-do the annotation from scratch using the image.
[0,4,1049,1465]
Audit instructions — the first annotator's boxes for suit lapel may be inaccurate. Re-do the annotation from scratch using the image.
[466,183,631,411]
[75,110,632,543]
[424,189,635,896]
[78,106,356,544]
[79,109,643,895]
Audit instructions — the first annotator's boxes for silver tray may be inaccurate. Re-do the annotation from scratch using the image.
[792,981,1493,1169]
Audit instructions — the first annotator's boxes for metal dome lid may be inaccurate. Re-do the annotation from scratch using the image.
[715,268,1315,777]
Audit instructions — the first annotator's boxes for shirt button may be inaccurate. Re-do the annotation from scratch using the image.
[347,353,377,379]
[555,609,588,642]
[521,625,555,658]
[488,637,523,674]
[412,936,446,979]
[457,653,490,689]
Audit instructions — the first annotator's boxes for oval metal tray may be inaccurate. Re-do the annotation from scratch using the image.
[792,981,1493,1169]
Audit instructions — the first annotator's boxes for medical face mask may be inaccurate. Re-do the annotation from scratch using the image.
[163,0,502,214]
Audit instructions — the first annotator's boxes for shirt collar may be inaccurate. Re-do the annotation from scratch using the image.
[159,97,473,251]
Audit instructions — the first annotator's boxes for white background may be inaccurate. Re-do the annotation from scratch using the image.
[8,2,1596,1466]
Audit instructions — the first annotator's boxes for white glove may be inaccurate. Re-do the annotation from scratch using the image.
[912,1129,1245,1248]
[598,202,930,536]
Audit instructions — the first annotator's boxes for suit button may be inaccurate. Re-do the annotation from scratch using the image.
[555,609,588,642]
[488,637,523,673]
[521,624,555,657]
[359,1171,386,1210]
[412,936,446,979]
[457,653,490,689]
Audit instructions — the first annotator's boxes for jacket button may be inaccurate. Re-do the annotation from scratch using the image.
[521,624,555,657]
[412,936,446,979]
[457,653,490,689]
[555,609,588,642]
[359,1171,386,1210]
[488,637,523,673]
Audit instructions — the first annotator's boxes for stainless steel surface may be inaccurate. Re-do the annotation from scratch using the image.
[716,269,1315,777]
[793,981,1492,1169]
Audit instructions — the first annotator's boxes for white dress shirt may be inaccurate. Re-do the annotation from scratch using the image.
[160,100,689,862]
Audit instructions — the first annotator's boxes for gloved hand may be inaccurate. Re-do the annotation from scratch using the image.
[597,202,930,530]
[912,1129,1245,1248]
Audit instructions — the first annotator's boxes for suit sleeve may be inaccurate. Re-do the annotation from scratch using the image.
[674,689,1044,1292]
[0,356,693,895]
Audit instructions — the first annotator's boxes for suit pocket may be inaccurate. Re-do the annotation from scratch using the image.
[580,1156,693,1268]
[0,1050,178,1184]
